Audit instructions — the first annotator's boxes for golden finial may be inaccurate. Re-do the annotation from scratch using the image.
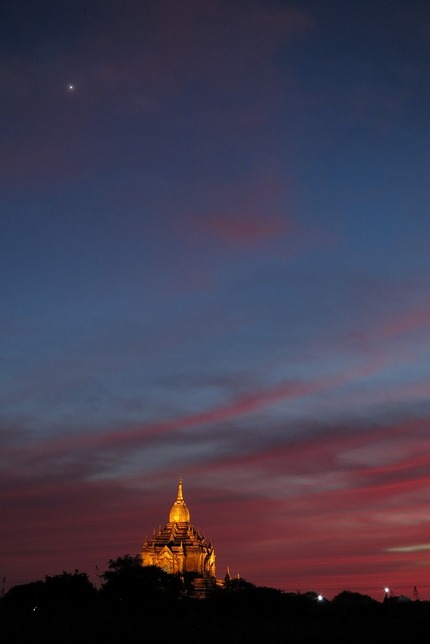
[177,476,183,500]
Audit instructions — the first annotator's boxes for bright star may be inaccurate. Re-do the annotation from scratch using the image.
[68,84,74,91]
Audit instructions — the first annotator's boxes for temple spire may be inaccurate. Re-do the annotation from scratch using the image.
[177,476,184,501]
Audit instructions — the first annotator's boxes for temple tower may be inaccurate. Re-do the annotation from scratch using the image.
[141,478,216,578]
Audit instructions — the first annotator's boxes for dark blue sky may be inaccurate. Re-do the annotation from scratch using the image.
[2,0,430,598]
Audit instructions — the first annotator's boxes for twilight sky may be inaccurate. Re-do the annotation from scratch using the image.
[2,0,430,599]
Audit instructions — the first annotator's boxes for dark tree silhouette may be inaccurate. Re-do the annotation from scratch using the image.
[332,590,378,607]
[0,571,98,644]
[100,554,182,607]
[2,570,96,615]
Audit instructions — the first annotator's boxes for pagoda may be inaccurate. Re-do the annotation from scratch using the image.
[141,478,216,578]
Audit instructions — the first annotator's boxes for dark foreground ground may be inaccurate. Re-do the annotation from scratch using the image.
[2,588,428,644]
[0,565,426,643]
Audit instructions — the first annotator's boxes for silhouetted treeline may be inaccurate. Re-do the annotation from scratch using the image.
[1,556,429,644]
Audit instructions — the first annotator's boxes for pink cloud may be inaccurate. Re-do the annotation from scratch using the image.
[202,210,287,245]
[0,459,201,586]
[377,307,430,340]
[179,171,296,248]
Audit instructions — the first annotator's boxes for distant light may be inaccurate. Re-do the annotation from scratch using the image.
[317,594,324,601]
[384,587,390,594]
[68,84,74,91]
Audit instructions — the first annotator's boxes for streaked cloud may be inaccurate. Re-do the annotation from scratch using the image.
[386,544,430,553]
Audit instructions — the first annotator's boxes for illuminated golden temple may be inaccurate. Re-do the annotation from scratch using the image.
[141,478,216,579]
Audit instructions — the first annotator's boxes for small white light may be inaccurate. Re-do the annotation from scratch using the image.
[68,84,74,91]
[384,587,390,594]
[317,594,324,601]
